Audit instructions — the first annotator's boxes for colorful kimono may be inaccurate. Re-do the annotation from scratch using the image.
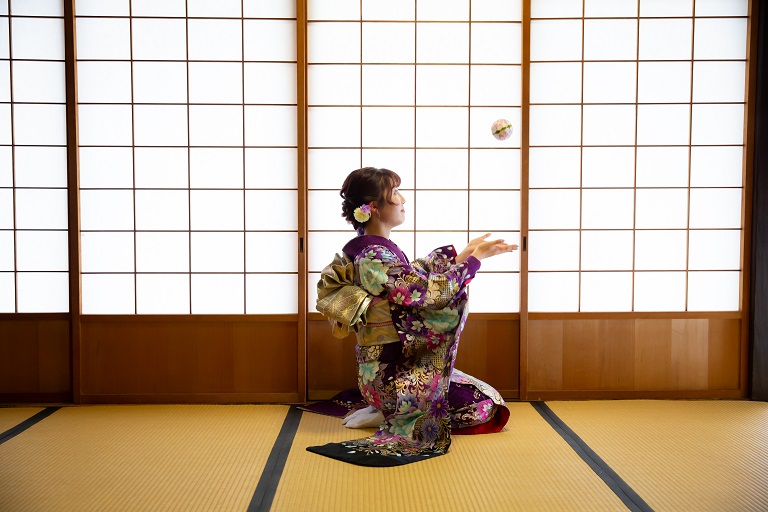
[308,235,509,467]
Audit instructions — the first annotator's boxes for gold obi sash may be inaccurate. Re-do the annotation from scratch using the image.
[316,253,400,346]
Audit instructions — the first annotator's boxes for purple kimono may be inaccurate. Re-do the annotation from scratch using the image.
[308,235,509,467]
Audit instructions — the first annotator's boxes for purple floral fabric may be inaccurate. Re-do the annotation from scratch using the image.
[308,235,488,466]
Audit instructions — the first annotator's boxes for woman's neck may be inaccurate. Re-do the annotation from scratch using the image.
[363,222,390,239]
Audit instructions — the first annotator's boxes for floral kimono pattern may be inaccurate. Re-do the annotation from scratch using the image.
[307,235,509,467]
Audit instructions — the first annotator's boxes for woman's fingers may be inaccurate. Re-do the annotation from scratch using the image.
[466,233,491,250]
[472,239,519,259]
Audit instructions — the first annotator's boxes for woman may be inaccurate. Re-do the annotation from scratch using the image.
[309,167,517,467]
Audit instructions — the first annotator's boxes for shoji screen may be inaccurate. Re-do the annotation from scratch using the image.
[306,0,522,313]
[75,0,298,314]
[0,0,69,313]
[528,0,747,312]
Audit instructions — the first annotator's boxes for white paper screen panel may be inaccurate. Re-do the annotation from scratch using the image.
[0,104,10,144]
[135,232,190,273]
[14,104,66,145]
[1,2,68,312]
[12,61,65,102]
[75,0,298,314]
[527,0,748,312]
[10,0,747,315]
[306,1,522,312]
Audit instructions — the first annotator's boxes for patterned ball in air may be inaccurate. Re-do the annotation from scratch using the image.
[491,119,513,141]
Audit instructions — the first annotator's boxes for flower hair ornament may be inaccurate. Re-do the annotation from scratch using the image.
[353,203,372,223]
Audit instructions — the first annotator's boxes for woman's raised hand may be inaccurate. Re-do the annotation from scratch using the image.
[467,233,491,251]
[471,239,518,260]
[456,233,491,263]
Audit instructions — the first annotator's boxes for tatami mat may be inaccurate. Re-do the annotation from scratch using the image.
[0,405,289,512]
[271,403,627,512]
[548,400,768,512]
[3,401,766,511]
[0,407,44,435]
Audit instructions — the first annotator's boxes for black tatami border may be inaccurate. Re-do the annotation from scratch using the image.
[248,406,303,512]
[531,401,654,512]
[0,407,61,446]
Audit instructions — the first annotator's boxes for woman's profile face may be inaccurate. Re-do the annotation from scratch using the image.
[377,187,406,227]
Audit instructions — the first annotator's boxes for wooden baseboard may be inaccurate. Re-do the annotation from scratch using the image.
[307,390,345,401]
[523,389,747,401]
[76,393,302,404]
[499,389,519,400]
[0,393,72,404]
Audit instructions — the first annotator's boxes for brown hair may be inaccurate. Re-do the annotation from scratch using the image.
[340,167,401,232]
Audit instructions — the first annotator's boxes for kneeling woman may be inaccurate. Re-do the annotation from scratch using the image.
[309,167,517,467]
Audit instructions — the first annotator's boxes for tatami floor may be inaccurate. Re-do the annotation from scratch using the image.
[0,400,766,511]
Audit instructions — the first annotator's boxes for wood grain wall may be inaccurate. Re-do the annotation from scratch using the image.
[309,315,745,401]
[307,316,520,401]
[307,319,357,400]
[78,317,299,404]
[4,316,516,404]
[0,316,71,402]
[527,318,742,399]
[1,315,745,403]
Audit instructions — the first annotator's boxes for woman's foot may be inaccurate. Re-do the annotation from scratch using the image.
[341,405,384,428]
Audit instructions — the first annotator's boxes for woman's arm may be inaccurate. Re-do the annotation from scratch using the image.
[356,245,481,310]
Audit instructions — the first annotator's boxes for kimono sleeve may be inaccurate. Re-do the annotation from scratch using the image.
[356,244,480,310]
[411,245,457,275]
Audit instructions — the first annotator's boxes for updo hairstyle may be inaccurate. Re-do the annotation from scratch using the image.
[340,167,401,233]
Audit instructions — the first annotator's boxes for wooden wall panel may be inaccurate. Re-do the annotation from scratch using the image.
[528,320,563,391]
[79,318,298,403]
[307,319,357,400]
[527,318,744,399]
[707,319,741,390]
[561,320,600,390]
[598,320,635,390]
[634,320,674,389]
[671,319,709,389]
[0,315,742,403]
[0,318,70,401]
[307,317,520,401]
[562,320,636,391]
[455,319,519,398]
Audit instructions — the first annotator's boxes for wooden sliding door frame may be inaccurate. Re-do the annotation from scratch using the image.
[296,0,309,402]
[313,0,747,403]
[741,0,759,397]
[50,0,311,404]
[63,0,81,403]
[516,0,758,400]
[519,0,531,400]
